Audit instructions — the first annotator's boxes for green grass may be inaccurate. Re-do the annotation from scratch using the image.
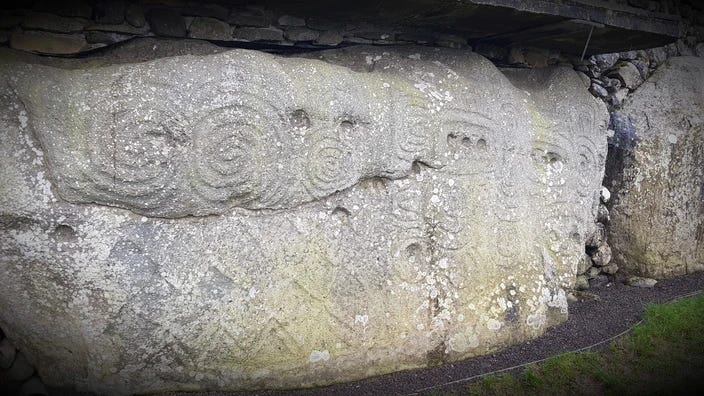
[451,293,704,396]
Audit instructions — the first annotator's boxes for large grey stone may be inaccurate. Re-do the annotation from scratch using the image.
[188,17,231,40]
[0,43,607,394]
[9,30,86,55]
[608,57,704,278]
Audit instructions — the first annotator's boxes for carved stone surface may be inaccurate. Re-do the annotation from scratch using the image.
[0,43,607,394]
[608,57,704,279]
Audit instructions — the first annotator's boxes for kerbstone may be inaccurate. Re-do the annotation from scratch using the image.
[608,57,704,278]
[0,43,607,395]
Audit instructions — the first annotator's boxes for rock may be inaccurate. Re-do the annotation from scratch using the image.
[587,266,601,279]
[20,376,48,396]
[232,26,283,41]
[84,22,149,35]
[596,204,610,223]
[277,14,306,27]
[627,276,658,288]
[603,77,622,92]
[33,0,92,18]
[434,33,466,49]
[696,43,704,57]
[575,275,590,290]
[620,50,638,60]
[588,274,610,288]
[572,290,600,301]
[125,3,145,27]
[184,2,229,20]
[523,48,557,68]
[188,16,231,40]
[0,338,16,369]
[0,42,608,394]
[600,186,611,203]
[577,253,593,274]
[85,31,132,44]
[631,59,650,80]
[601,263,619,274]
[566,292,578,303]
[284,27,319,42]
[314,30,343,46]
[608,62,643,90]
[590,83,608,98]
[676,39,694,56]
[474,42,508,61]
[228,7,271,27]
[608,111,638,150]
[94,0,126,24]
[608,57,704,279]
[9,30,86,55]
[590,244,613,267]
[590,53,619,70]
[0,30,10,44]
[507,46,526,65]
[145,8,187,37]
[6,352,34,382]
[21,12,88,33]
[646,47,668,67]
[586,222,607,247]
[609,88,629,107]
[352,29,393,41]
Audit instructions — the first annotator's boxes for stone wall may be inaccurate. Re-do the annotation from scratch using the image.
[1,0,472,56]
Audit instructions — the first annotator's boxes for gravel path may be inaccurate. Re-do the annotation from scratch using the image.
[158,271,704,396]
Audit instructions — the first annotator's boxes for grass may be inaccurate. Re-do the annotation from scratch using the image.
[446,293,704,396]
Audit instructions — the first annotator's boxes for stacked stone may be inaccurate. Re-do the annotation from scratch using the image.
[0,1,470,56]
[0,327,47,396]
[574,187,614,290]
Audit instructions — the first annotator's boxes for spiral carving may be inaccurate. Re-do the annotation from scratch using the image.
[191,101,286,209]
[81,108,186,210]
[303,136,355,199]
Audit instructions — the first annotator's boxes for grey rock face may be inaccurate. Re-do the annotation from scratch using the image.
[608,57,704,278]
[0,44,607,394]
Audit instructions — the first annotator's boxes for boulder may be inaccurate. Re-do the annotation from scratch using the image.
[188,16,231,40]
[0,42,607,394]
[608,61,643,90]
[607,57,704,278]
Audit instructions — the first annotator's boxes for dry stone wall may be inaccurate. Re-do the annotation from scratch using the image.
[1,0,470,56]
[0,42,608,394]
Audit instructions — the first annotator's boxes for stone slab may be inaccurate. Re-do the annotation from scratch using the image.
[0,43,607,394]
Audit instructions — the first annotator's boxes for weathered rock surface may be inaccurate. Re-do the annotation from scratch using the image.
[608,57,704,279]
[0,43,607,394]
